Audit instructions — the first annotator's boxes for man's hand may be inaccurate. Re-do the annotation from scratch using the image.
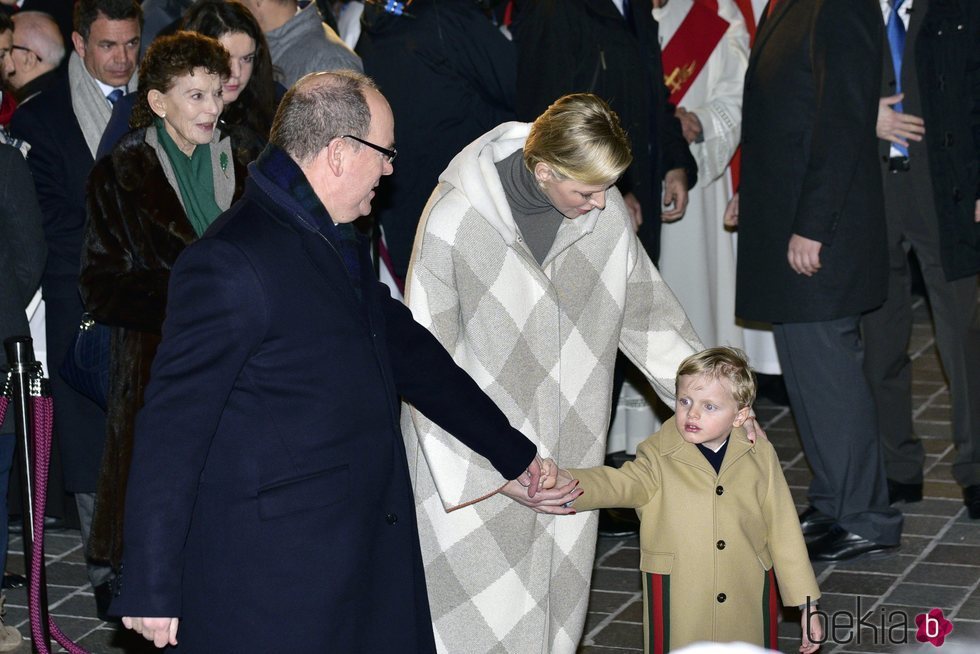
[876,94,925,147]
[723,192,739,228]
[122,617,179,649]
[623,191,643,232]
[800,606,823,654]
[787,234,822,276]
[675,107,703,144]
[515,454,546,498]
[662,168,689,222]
[500,477,582,514]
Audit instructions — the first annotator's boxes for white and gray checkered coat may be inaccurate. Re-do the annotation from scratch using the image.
[402,122,702,653]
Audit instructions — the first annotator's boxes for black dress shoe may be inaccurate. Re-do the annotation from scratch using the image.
[597,507,640,538]
[964,485,980,520]
[807,526,899,562]
[799,506,835,541]
[887,479,923,504]
[1,572,26,590]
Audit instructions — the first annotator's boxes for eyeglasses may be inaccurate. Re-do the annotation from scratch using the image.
[342,134,397,164]
[11,45,42,62]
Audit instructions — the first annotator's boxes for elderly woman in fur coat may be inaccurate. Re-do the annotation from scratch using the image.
[403,94,718,654]
[79,32,246,577]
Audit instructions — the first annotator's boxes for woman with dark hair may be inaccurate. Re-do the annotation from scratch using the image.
[182,0,278,162]
[79,31,248,573]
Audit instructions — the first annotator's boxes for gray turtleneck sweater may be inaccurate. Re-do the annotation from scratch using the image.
[494,150,564,265]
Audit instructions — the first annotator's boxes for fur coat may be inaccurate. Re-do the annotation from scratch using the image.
[79,127,246,567]
[402,122,702,653]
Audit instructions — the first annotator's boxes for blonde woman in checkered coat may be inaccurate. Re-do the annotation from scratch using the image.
[402,94,706,653]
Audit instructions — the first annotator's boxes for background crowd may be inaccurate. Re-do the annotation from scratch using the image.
[0,0,977,652]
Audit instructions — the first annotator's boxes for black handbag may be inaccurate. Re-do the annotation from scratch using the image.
[59,313,110,410]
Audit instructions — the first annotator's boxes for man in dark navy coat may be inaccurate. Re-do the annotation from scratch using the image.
[112,71,561,652]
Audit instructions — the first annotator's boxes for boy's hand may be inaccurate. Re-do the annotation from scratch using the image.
[800,606,823,653]
[538,458,559,490]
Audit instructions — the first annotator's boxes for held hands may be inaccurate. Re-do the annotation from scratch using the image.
[504,456,582,514]
[514,454,547,498]
[122,616,179,648]
[876,94,925,147]
[800,606,823,654]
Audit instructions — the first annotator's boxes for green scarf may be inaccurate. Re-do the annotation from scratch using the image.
[155,119,222,237]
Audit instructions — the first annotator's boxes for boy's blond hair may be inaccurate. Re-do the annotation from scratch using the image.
[676,347,756,409]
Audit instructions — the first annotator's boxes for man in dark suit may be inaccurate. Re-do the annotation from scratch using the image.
[114,71,565,652]
[10,0,140,611]
[514,0,697,264]
[726,0,903,561]
[864,0,980,517]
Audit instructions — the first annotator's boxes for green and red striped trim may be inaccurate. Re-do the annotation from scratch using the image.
[644,572,670,654]
[762,568,779,648]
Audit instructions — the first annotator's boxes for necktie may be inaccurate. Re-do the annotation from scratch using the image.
[106,88,124,106]
[887,0,908,158]
[767,0,782,18]
[621,0,636,34]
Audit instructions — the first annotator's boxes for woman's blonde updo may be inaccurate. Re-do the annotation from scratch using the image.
[523,93,633,186]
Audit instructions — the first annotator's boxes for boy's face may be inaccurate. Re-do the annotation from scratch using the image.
[674,374,750,450]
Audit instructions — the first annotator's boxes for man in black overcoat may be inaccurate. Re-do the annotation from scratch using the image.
[727,0,903,560]
[513,0,697,264]
[863,0,980,517]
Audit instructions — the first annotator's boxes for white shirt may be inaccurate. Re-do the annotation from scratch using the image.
[880,0,913,30]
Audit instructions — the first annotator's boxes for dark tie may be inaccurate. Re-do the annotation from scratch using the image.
[887,0,908,157]
[621,0,635,34]
[106,88,124,106]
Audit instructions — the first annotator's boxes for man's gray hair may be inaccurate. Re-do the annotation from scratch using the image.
[270,70,378,165]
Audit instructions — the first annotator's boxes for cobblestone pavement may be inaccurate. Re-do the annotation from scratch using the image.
[4,295,978,653]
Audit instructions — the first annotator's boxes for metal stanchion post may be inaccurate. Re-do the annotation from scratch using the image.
[4,336,51,653]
